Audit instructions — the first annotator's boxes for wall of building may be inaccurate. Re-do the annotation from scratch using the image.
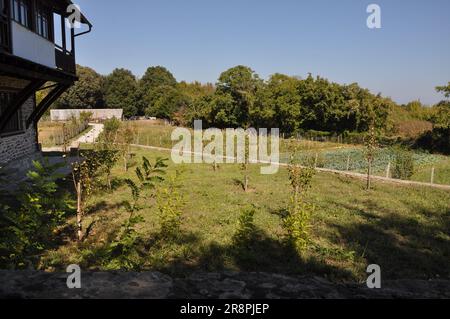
[50,109,124,122]
[11,21,56,69]
[0,97,38,165]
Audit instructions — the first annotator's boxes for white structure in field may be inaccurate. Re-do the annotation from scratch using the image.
[50,109,124,122]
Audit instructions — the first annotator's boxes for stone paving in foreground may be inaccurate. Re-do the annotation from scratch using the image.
[1,271,449,299]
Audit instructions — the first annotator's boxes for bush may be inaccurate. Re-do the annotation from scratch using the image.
[415,127,450,155]
[232,207,257,245]
[0,160,73,269]
[156,172,184,240]
[392,148,415,180]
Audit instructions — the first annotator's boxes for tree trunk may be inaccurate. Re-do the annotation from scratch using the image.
[366,160,372,190]
[76,181,83,241]
[124,155,128,172]
[244,174,249,192]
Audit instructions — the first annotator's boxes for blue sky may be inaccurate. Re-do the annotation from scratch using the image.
[74,0,450,105]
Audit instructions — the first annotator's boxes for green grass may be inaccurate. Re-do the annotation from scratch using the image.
[132,120,352,152]
[40,146,450,282]
[132,122,450,185]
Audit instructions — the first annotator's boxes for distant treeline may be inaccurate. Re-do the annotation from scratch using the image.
[50,65,449,140]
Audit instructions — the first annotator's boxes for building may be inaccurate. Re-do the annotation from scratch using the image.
[50,109,124,122]
[0,0,92,165]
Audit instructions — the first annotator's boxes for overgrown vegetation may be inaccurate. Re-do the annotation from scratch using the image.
[105,157,168,270]
[282,142,316,252]
[0,161,73,269]
[392,148,415,180]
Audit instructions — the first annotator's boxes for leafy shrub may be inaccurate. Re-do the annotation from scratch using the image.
[0,161,73,269]
[106,157,167,269]
[392,148,415,180]
[156,171,185,240]
[283,146,316,252]
[282,199,314,252]
[232,207,257,245]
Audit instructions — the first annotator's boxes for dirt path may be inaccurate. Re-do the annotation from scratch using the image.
[42,123,104,152]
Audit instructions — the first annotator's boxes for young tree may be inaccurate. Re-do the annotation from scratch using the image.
[107,157,168,269]
[117,122,137,172]
[283,140,315,252]
[71,151,102,241]
[240,132,250,192]
[365,117,378,190]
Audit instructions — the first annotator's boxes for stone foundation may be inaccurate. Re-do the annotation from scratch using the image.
[0,271,448,299]
[0,97,38,166]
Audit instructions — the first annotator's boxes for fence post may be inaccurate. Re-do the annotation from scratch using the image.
[386,161,391,179]
[431,167,435,185]
[346,155,350,171]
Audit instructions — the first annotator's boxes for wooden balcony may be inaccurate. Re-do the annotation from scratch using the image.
[0,13,11,53]
[55,46,76,74]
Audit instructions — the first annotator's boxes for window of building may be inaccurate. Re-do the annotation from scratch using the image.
[11,0,31,29]
[0,91,22,134]
[36,6,50,39]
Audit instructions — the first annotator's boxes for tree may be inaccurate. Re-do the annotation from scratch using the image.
[213,65,262,128]
[71,151,102,241]
[138,66,177,116]
[144,85,189,120]
[104,68,139,118]
[283,140,315,252]
[117,122,137,172]
[436,82,450,99]
[56,65,104,109]
[253,74,303,132]
[140,66,177,91]
[365,115,378,190]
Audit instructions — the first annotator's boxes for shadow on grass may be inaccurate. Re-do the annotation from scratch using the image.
[328,200,450,280]
[153,226,356,281]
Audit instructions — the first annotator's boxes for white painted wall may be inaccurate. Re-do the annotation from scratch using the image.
[11,21,55,68]
[50,109,124,122]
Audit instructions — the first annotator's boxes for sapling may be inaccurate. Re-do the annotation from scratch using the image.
[71,151,102,241]
[283,140,315,252]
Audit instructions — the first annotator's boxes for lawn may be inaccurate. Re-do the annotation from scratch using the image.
[131,120,352,152]
[132,121,450,185]
[40,146,450,283]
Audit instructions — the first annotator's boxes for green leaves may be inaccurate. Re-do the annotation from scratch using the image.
[1,160,73,269]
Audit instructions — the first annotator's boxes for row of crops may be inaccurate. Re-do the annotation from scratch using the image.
[280,147,445,177]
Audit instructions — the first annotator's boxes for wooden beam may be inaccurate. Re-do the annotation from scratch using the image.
[0,79,45,132]
[26,83,70,128]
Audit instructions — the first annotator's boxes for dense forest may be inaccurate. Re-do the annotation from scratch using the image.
[48,65,449,152]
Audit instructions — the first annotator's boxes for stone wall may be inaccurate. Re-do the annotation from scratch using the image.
[0,271,449,299]
[0,97,38,166]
